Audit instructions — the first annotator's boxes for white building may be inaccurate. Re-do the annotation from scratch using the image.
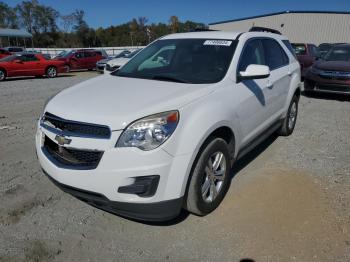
[209,11,350,45]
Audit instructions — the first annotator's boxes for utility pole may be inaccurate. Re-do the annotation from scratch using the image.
[130,32,134,46]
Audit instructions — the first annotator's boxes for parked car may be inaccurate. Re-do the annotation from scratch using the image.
[0,48,12,59]
[292,43,319,77]
[304,43,350,94]
[96,50,132,73]
[104,49,142,72]
[317,43,345,58]
[4,46,25,53]
[54,49,106,71]
[0,53,68,81]
[36,29,301,221]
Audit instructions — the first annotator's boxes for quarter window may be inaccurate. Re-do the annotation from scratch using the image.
[262,39,289,70]
[238,39,265,71]
[283,40,297,58]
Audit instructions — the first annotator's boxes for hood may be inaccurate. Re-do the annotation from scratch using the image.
[45,74,215,130]
[314,60,350,72]
[107,57,130,67]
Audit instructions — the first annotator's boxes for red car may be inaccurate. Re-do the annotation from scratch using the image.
[0,53,67,81]
[292,43,319,78]
[54,49,106,71]
[304,43,350,95]
[0,48,12,59]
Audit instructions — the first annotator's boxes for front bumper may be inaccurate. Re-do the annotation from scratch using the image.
[305,71,350,94]
[36,122,192,221]
[96,64,106,73]
[43,169,183,221]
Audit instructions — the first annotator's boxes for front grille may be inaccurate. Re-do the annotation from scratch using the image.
[319,71,350,80]
[316,85,350,93]
[43,135,103,170]
[42,112,111,139]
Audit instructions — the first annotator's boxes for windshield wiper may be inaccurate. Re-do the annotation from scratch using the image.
[152,75,189,83]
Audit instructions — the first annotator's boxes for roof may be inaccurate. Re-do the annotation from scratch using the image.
[161,31,242,40]
[0,28,32,38]
[209,10,350,25]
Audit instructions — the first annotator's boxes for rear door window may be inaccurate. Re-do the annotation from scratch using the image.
[84,51,96,57]
[262,39,289,70]
[282,40,297,58]
[75,52,84,59]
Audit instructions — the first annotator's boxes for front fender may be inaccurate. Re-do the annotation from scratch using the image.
[283,68,301,117]
[162,93,241,197]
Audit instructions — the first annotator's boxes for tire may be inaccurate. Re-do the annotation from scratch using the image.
[0,69,6,81]
[277,94,299,136]
[46,66,57,78]
[185,138,231,216]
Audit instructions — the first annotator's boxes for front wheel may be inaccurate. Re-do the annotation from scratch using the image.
[0,69,6,81]
[277,94,299,136]
[185,138,231,216]
[46,66,57,78]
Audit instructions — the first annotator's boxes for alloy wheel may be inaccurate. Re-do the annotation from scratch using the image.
[288,102,297,130]
[47,67,57,78]
[0,70,5,81]
[201,151,227,203]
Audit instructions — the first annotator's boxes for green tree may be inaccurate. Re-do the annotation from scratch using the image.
[169,15,179,33]
[0,1,18,28]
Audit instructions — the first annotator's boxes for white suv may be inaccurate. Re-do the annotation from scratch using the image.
[36,29,301,221]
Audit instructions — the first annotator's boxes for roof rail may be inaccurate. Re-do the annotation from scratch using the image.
[190,28,219,32]
[249,26,281,35]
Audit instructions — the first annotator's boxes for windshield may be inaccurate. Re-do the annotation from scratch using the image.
[61,50,74,58]
[292,44,306,55]
[114,39,237,84]
[0,55,18,62]
[56,51,68,57]
[324,46,350,62]
[114,51,130,58]
[318,44,333,52]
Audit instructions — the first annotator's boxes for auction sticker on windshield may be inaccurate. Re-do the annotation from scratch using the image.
[203,40,232,46]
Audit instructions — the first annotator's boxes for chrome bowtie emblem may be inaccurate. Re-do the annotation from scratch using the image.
[55,135,72,146]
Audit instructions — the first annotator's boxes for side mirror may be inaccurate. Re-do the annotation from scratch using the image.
[238,64,270,81]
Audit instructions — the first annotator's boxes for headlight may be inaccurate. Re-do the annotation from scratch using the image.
[116,111,179,151]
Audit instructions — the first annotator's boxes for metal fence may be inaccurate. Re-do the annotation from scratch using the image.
[26,46,146,57]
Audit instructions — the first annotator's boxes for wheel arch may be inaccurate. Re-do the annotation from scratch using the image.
[181,125,236,208]
[45,65,57,72]
[0,67,7,77]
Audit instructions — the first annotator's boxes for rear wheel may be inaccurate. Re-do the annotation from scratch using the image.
[0,69,6,81]
[277,94,299,136]
[185,138,231,216]
[46,66,57,78]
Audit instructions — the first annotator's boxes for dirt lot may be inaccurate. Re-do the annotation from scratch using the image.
[0,72,349,262]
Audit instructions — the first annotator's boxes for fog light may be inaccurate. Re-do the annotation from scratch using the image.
[118,175,160,197]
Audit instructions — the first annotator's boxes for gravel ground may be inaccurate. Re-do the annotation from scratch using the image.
[0,72,349,262]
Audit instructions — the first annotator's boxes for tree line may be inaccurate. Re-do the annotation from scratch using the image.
[0,0,206,47]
